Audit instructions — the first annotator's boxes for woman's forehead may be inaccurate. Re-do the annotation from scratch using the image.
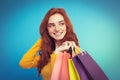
[48,13,65,23]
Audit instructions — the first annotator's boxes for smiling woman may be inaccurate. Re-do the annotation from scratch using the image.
[19,8,80,80]
[47,13,67,41]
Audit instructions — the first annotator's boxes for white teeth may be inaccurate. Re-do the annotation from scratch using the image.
[54,32,62,36]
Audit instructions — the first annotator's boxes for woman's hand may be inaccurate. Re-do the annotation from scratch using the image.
[55,41,77,53]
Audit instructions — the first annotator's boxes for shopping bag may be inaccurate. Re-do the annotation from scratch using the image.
[72,54,90,80]
[68,59,80,80]
[51,53,63,80]
[60,52,70,80]
[72,50,109,80]
[51,52,70,80]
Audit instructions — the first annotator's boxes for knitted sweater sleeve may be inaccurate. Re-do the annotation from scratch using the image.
[19,38,42,68]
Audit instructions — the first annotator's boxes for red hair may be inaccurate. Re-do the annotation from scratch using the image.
[38,8,79,75]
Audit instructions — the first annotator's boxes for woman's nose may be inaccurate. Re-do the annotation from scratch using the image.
[55,26,60,32]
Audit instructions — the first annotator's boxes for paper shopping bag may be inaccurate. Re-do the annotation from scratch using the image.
[60,52,70,80]
[51,53,63,80]
[68,59,80,80]
[51,52,70,80]
[72,54,90,80]
[72,50,109,80]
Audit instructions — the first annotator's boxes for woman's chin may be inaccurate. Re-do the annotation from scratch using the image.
[54,37,64,41]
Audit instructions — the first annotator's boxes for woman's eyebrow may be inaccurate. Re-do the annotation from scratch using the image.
[48,20,64,24]
[47,23,54,25]
[58,20,64,23]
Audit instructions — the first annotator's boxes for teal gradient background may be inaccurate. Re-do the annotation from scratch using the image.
[0,0,120,80]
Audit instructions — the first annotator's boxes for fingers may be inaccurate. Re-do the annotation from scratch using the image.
[55,41,77,52]
[61,41,77,50]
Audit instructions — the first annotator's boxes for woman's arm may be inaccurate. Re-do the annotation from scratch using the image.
[19,38,42,68]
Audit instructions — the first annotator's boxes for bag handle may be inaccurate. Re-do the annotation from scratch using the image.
[69,47,86,57]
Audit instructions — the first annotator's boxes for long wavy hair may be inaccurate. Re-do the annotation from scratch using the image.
[38,8,80,75]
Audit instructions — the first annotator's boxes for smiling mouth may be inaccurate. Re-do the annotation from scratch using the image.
[54,32,63,36]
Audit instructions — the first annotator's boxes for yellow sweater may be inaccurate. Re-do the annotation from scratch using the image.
[19,38,80,80]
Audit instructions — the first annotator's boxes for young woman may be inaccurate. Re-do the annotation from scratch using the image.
[19,8,80,80]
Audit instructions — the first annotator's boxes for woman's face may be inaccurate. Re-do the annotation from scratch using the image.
[47,13,66,41]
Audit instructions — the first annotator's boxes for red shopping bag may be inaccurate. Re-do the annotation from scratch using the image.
[60,52,70,80]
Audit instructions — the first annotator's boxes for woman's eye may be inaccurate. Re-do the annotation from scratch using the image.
[48,24,55,28]
[59,23,64,26]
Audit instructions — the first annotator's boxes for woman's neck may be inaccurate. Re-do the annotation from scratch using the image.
[55,40,62,48]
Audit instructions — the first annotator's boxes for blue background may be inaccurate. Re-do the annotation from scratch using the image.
[0,0,120,80]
